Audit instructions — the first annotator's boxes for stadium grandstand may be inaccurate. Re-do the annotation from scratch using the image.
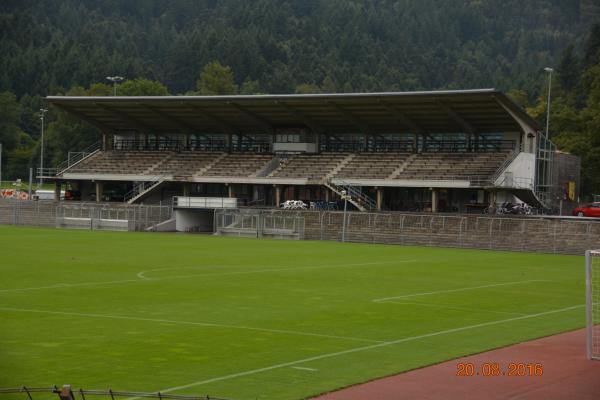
[41,89,566,212]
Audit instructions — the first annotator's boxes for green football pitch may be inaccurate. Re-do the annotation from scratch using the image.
[0,226,585,399]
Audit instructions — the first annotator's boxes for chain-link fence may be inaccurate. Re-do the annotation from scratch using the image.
[0,200,172,231]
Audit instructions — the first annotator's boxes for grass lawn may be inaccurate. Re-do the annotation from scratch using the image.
[0,226,585,399]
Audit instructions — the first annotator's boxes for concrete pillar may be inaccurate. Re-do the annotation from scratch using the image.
[253,185,259,201]
[376,187,383,211]
[183,183,191,197]
[228,184,234,198]
[54,181,61,201]
[274,185,281,206]
[431,188,438,213]
[95,181,103,202]
[325,188,330,202]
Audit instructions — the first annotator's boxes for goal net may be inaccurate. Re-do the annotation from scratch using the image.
[587,250,600,360]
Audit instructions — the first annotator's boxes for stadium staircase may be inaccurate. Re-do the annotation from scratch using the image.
[387,153,417,179]
[325,179,377,212]
[124,176,168,204]
[488,150,546,208]
[50,141,102,176]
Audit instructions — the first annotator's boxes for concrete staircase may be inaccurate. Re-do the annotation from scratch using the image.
[387,153,417,179]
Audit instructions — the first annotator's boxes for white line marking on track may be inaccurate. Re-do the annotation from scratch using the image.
[372,279,549,302]
[291,366,318,371]
[0,307,384,344]
[0,260,416,293]
[139,304,583,395]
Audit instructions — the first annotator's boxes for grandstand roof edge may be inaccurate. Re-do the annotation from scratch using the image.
[46,88,500,102]
[45,89,540,133]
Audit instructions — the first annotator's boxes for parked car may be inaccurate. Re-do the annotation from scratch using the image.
[572,202,600,217]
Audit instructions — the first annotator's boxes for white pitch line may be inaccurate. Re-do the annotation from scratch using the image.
[372,279,548,302]
[144,304,584,395]
[0,279,144,293]
[0,259,416,293]
[0,306,384,344]
[136,259,417,280]
[291,366,318,371]
[381,300,527,317]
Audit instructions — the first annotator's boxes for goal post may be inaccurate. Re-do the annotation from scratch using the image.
[587,250,600,360]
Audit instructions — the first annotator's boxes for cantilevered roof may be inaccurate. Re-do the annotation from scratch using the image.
[46,89,540,135]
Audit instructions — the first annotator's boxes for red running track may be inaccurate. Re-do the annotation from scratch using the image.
[313,329,600,400]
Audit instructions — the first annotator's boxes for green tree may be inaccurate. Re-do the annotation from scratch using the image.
[119,78,169,96]
[294,83,321,94]
[0,91,23,150]
[196,61,237,95]
[240,79,262,95]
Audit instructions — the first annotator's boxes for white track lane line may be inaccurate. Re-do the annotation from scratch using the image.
[0,260,416,293]
[372,279,549,302]
[140,304,583,395]
[0,307,384,344]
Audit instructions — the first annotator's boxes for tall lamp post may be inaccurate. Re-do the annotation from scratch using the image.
[39,108,48,186]
[544,67,554,138]
[106,76,124,96]
[341,189,351,242]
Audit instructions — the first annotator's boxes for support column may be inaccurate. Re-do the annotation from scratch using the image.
[183,183,191,197]
[54,180,61,201]
[228,184,234,198]
[376,187,383,211]
[95,181,103,202]
[325,188,330,202]
[274,185,281,207]
[431,188,438,213]
[253,185,259,201]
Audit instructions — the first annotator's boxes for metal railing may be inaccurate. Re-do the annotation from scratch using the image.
[56,142,101,174]
[173,196,238,209]
[0,386,228,400]
[0,199,172,231]
[326,179,376,211]
[123,175,167,203]
[489,148,520,184]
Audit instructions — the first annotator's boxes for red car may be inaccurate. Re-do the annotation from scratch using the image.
[572,202,600,217]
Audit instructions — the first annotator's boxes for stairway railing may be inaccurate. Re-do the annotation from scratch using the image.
[123,175,166,203]
[326,179,377,211]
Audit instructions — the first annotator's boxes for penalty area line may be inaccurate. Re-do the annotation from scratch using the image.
[372,279,549,302]
[143,304,583,396]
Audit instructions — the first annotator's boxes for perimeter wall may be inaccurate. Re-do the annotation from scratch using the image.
[0,200,172,231]
[1,201,599,255]
[299,210,600,255]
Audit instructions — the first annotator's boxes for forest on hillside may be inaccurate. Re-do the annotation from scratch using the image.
[1,0,600,197]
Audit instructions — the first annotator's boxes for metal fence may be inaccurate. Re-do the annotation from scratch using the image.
[0,386,228,400]
[213,208,600,254]
[214,209,305,239]
[0,200,172,232]
[245,209,599,255]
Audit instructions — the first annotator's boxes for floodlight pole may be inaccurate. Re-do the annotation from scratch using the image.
[341,190,349,242]
[106,76,124,96]
[39,108,48,186]
[544,67,554,138]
